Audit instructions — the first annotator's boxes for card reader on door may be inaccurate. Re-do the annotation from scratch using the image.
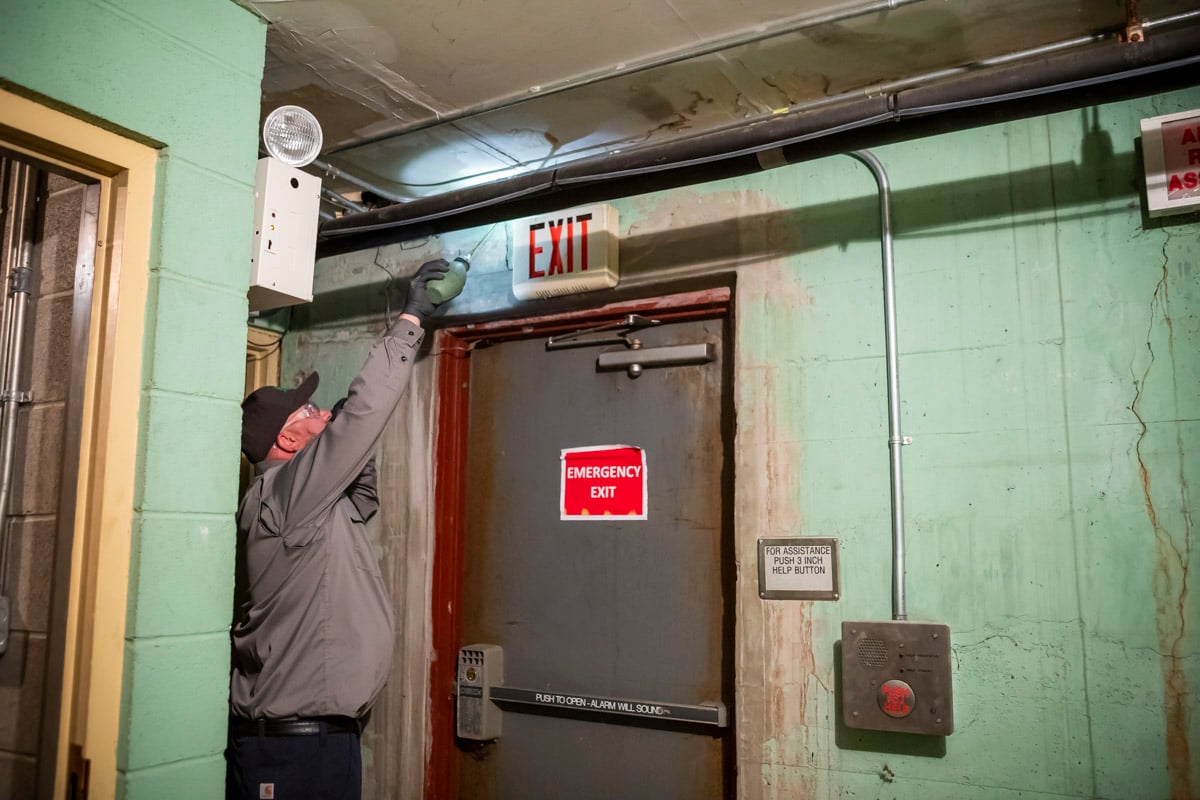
[457,644,504,740]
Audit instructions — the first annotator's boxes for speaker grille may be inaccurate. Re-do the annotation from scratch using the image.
[856,637,889,667]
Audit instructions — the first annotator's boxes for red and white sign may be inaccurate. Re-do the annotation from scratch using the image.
[510,203,619,300]
[1140,109,1200,217]
[560,445,647,521]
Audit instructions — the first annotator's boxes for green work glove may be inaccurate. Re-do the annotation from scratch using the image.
[401,258,451,321]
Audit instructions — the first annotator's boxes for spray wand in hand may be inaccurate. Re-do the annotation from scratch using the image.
[426,223,497,304]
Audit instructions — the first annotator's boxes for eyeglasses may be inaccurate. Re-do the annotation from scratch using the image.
[293,402,321,420]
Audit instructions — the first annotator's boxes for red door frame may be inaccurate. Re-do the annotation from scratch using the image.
[425,287,732,798]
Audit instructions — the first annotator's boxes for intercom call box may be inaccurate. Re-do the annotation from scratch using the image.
[841,620,954,736]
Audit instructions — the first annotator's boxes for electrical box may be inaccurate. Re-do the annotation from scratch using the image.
[457,644,503,740]
[247,157,320,311]
[841,620,953,735]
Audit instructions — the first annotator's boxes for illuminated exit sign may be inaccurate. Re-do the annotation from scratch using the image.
[1141,109,1200,218]
[511,203,619,300]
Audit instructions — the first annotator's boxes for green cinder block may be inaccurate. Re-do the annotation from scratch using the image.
[145,272,248,399]
[137,392,241,513]
[156,160,257,289]
[119,755,227,800]
[126,514,236,639]
[120,635,231,771]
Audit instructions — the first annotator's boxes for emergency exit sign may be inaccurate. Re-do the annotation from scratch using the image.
[560,445,646,520]
[511,203,619,300]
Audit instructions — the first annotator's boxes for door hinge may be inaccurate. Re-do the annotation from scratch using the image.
[67,744,90,800]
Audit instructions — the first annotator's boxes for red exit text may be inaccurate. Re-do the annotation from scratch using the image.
[528,213,592,279]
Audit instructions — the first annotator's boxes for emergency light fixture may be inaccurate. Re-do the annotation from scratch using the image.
[262,105,323,167]
[248,106,323,311]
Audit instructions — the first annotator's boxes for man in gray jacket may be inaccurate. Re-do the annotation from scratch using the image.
[226,258,449,800]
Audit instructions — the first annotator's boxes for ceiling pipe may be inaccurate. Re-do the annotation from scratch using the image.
[312,158,408,204]
[325,0,932,155]
[320,185,367,214]
[318,21,1200,254]
[849,150,908,622]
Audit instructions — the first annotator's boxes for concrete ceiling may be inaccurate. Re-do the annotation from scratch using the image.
[236,0,1200,220]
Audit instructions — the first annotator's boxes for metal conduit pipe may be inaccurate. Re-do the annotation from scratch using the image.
[320,185,368,214]
[313,159,408,205]
[0,160,12,618]
[0,160,20,391]
[0,163,36,604]
[848,151,908,621]
[318,20,1200,251]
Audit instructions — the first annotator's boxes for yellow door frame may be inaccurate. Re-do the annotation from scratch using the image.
[0,86,156,800]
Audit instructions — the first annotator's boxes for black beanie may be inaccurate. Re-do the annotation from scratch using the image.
[240,372,319,463]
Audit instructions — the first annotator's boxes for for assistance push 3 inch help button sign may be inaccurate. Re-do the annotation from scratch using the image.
[560,445,647,521]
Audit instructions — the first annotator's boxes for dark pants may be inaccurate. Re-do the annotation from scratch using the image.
[226,720,362,800]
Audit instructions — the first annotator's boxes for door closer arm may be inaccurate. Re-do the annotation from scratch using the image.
[545,314,660,350]
[546,314,714,378]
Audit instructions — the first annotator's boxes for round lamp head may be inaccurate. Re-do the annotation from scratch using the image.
[262,105,323,167]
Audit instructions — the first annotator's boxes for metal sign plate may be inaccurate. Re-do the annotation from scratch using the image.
[757,537,839,600]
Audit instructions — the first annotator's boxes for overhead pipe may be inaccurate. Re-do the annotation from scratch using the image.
[313,158,408,205]
[849,151,908,621]
[318,19,1200,252]
[326,0,933,155]
[320,185,368,214]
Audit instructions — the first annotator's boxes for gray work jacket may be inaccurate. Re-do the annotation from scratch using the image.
[230,318,424,720]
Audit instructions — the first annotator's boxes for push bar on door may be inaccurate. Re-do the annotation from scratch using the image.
[457,644,727,741]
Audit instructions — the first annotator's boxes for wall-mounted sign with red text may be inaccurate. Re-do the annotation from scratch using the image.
[510,203,619,300]
[560,445,647,521]
[1140,109,1200,217]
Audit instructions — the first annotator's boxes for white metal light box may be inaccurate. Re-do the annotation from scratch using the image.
[248,157,320,311]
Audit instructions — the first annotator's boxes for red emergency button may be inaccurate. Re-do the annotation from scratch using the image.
[878,679,915,718]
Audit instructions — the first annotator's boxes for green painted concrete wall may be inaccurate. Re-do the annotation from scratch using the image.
[293,86,1198,798]
[721,88,1198,799]
[0,2,264,797]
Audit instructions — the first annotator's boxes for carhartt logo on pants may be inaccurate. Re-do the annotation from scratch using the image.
[259,783,275,799]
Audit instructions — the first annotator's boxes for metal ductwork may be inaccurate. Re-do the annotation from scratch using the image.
[318,20,1200,255]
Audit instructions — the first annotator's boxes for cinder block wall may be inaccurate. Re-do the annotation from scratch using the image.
[0,170,88,795]
[0,2,265,797]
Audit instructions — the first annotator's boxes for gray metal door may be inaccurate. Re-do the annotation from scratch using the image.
[457,313,732,799]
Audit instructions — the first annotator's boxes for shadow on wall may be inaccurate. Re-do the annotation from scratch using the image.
[614,157,1139,281]
[297,116,1143,325]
